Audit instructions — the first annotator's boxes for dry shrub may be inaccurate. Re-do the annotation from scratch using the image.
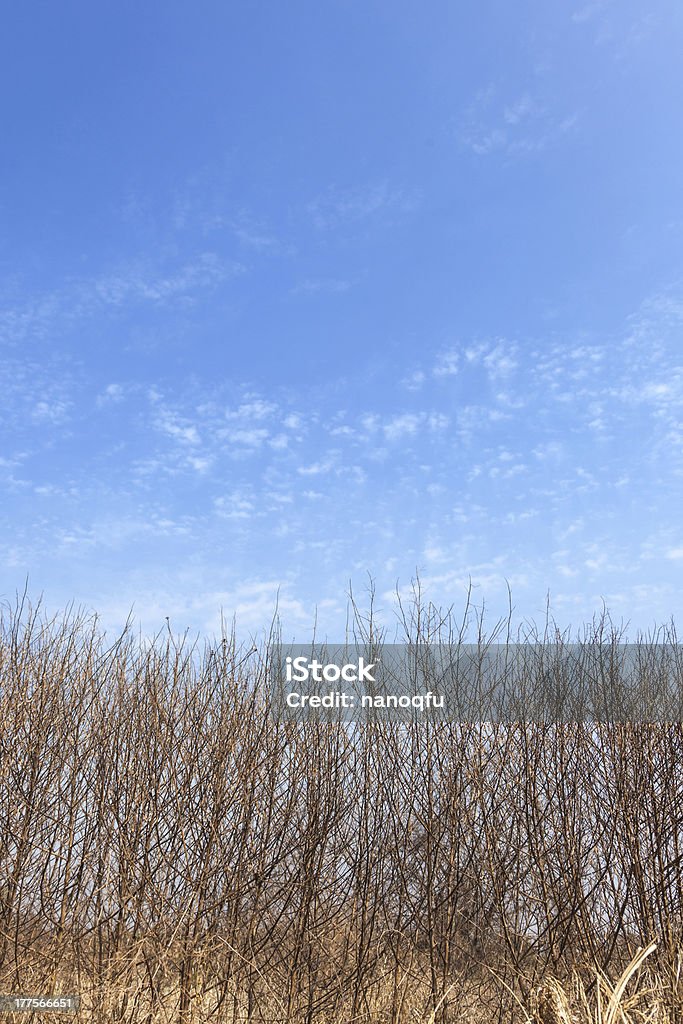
[1,589,682,1023]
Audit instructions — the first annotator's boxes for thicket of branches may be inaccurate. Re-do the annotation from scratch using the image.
[1,590,682,1023]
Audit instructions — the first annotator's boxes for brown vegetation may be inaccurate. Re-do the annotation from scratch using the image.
[1,591,682,1023]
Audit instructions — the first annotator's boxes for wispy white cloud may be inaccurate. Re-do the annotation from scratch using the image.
[0,253,243,355]
[461,86,578,157]
[383,414,423,441]
[96,383,127,407]
[5,282,683,638]
[291,278,353,295]
[433,350,460,377]
[230,211,285,253]
[32,399,72,424]
[214,490,256,520]
[401,370,426,391]
[222,427,270,448]
[297,459,335,476]
[307,181,419,230]
[571,1,610,24]
[154,409,202,446]
[92,252,240,306]
[225,399,277,421]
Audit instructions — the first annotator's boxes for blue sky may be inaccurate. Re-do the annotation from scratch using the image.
[2,0,683,640]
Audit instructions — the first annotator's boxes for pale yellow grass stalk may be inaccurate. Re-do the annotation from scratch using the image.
[534,941,660,1024]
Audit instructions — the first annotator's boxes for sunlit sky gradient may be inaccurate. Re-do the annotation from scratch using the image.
[2,1,683,640]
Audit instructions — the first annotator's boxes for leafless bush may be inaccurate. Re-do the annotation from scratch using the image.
[1,588,682,1023]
